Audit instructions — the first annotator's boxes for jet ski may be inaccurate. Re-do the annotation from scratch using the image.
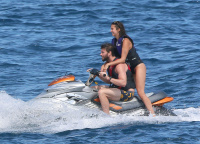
[31,69,176,116]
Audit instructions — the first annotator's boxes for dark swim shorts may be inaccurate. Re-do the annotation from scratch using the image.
[120,90,134,102]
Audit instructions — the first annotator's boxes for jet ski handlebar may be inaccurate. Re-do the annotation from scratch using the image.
[85,68,106,86]
[90,69,100,76]
[90,68,106,77]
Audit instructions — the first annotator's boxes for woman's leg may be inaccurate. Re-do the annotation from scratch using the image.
[134,63,155,115]
[98,88,121,114]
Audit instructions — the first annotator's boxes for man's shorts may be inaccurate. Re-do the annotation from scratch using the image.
[120,90,134,102]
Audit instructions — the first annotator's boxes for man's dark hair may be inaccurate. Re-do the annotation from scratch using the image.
[101,43,116,56]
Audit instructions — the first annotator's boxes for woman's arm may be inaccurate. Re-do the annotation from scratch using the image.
[103,38,132,71]
[101,63,107,72]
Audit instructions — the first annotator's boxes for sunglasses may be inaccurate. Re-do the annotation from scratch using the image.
[112,21,120,28]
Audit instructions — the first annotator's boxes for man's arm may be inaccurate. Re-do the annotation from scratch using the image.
[110,63,127,87]
[98,64,110,84]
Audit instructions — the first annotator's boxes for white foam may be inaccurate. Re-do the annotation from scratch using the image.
[0,91,200,134]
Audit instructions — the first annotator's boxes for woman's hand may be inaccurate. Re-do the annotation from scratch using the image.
[103,63,110,72]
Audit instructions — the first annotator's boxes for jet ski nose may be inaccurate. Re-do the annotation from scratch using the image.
[48,75,75,86]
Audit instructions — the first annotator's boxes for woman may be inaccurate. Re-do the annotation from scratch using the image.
[103,21,155,116]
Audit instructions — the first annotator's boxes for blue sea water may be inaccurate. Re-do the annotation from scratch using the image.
[0,0,200,143]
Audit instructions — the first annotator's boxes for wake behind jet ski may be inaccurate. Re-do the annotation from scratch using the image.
[31,69,176,116]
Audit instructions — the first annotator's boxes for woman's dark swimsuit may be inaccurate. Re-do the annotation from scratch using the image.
[112,35,143,74]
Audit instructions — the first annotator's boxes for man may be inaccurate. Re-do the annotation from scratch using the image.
[96,43,135,114]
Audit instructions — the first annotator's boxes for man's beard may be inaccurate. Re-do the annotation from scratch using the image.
[102,56,109,62]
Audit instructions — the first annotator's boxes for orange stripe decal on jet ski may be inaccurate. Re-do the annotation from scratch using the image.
[109,103,122,110]
[94,98,100,102]
[94,99,122,110]
[152,97,174,106]
[109,103,115,107]
[48,75,75,86]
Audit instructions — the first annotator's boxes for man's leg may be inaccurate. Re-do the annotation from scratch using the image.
[91,85,108,90]
[98,88,121,114]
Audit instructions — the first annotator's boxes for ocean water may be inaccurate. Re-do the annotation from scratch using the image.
[0,0,200,143]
